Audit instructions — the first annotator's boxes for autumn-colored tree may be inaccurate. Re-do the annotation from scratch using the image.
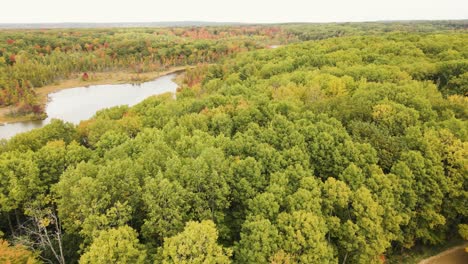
[0,239,40,264]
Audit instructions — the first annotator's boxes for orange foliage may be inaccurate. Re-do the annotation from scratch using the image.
[9,54,16,64]
[0,239,39,264]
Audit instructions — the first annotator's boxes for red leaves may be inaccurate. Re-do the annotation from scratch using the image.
[85,43,94,51]
[9,54,16,64]
[32,104,44,114]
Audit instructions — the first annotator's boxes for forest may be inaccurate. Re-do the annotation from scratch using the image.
[0,26,292,117]
[0,21,467,263]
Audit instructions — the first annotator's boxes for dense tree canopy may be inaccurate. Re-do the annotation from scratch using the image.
[0,22,467,263]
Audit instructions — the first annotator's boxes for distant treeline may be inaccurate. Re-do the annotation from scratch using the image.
[0,26,292,113]
[1,21,467,116]
[283,20,467,40]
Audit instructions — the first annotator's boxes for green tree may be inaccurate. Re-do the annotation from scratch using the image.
[277,211,336,263]
[80,225,147,264]
[142,176,189,244]
[160,220,232,264]
[236,216,280,264]
[34,140,67,187]
[0,151,41,213]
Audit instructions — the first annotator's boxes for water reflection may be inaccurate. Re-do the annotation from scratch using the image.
[0,73,178,139]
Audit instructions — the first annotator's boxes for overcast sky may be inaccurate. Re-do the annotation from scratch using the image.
[1,0,466,23]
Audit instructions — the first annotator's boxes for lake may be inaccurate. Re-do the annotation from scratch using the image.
[0,73,179,139]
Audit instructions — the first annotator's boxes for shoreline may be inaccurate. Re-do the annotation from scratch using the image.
[0,66,188,124]
[418,243,468,264]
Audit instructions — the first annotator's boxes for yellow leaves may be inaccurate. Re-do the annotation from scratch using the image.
[325,78,348,97]
[44,139,66,149]
[162,220,232,264]
[459,224,468,245]
[117,113,142,137]
[271,83,304,102]
[80,226,147,264]
[189,83,203,97]
[39,217,51,228]
[236,99,251,110]
[306,73,352,99]
[271,82,326,105]
[270,250,293,264]
[448,94,468,106]
[372,101,420,135]
[11,50,35,65]
[372,103,395,121]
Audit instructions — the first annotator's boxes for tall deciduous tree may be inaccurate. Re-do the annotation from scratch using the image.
[80,225,147,264]
[160,220,232,264]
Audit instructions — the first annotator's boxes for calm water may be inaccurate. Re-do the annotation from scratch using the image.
[0,73,178,139]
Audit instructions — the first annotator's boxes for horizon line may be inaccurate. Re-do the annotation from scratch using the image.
[0,19,466,30]
[0,18,467,25]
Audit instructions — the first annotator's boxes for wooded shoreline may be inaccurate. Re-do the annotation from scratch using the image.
[0,66,187,124]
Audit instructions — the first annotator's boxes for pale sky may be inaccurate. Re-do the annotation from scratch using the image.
[1,0,467,23]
